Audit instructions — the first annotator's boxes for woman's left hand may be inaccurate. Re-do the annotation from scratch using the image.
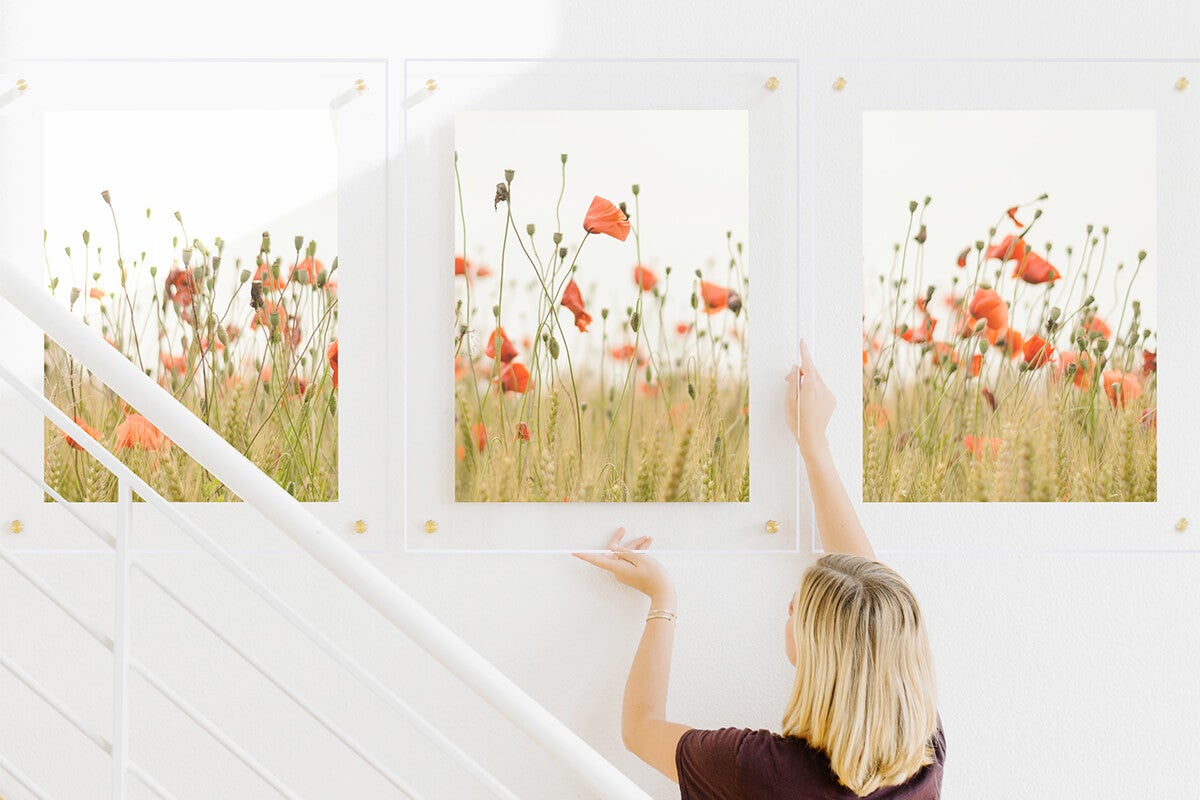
[573,528,676,602]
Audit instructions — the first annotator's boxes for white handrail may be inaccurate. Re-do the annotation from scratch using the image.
[0,256,650,798]
[0,377,517,800]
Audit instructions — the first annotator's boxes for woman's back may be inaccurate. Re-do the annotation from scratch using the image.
[676,719,946,800]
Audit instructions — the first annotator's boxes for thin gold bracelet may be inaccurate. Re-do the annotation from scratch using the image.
[646,609,677,622]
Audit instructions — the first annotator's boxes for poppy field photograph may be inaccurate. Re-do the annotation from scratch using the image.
[39,109,341,502]
[862,110,1156,502]
[452,110,750,502]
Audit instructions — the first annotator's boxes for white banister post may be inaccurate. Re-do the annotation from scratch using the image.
[112,478,132,799]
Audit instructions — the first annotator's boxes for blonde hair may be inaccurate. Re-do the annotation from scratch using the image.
[781,554,938,796]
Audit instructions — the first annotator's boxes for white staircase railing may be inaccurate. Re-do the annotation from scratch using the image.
[0,256,651,800]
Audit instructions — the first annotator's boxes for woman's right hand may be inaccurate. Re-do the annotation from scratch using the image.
[786,339,836,457]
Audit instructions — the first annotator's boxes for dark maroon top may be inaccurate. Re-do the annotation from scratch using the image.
[676,718,945,799]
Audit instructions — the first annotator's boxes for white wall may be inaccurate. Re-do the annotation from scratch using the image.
[2,2,1199,799]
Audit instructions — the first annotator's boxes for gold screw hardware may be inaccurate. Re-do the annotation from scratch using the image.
[9,520,24,534]
[832,76,847,92]
[764,76,780,91]
[1175,77,1189,91]
[354,78,368,93]
[353,519,368,534]
[1175,518,1189,532]
[765,520,780,534]
[425,78,438,93]
[424,519,439,534]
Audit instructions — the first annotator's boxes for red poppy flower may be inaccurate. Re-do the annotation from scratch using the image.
[956,247,970,268]
[582,196,631,241]
[699,281,730,314]
[610,344,648,365]
[497,362,530,393]
[931,341,958,366]
[560,280,592,332]
[675,322,691,336]
[327,339,339,388]
[164,266,196,308]
[455,255,470,277]
[1142,349,1157,376]
[997,328,1023,360]
[981,387,997,411]
[633,265,658,292]
[250,300,289,334]
[114,414,169,453]
[964,435,1002,458]
[1086,315,1111,339]
[863,403,889,428]
[485,327,518,363]
[159,353,187,374]
[985,235,1028,262]
[1055,351,1093,390]
[472,422,488,452]
[198,337,225,356]
[476,265,493,278]
[1006,206,1025,228]
[89,287,105,300]
[898,315,937,343]
[252,260,285,291]
[1021,334,1055,368]
[292,258,324,285]
[968,353,982,377]
[456,444,466,461]
[862,348,868,366]
[1012,251,1061,285]
[1102,370,1142,408]
[968,288,1008,332]
[516,422,531,442]
[64,417,101,451]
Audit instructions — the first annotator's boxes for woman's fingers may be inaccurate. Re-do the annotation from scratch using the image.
[798,339,821,381]
[607,527,627,550]
[572,551,620,571]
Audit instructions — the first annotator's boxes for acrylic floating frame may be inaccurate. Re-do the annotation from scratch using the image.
[400,59,809,553]
[0,59,390,554]
[808,59,1200,553]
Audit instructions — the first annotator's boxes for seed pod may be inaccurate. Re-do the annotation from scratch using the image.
[548,337,560,359]
[687,383,695,399]
[526,223,535,236]
[630,311,641,332]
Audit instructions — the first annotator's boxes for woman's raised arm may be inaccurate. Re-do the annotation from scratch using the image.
[786,340,876,561]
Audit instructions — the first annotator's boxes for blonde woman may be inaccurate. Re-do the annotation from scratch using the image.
[575,341,944,798]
